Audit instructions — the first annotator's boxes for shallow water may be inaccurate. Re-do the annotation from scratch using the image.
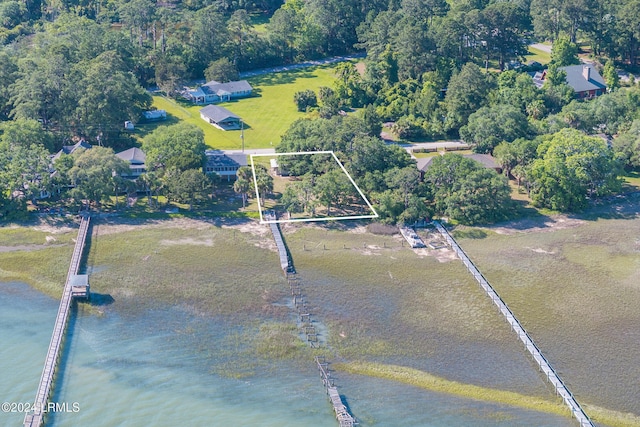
[1,281,576,426]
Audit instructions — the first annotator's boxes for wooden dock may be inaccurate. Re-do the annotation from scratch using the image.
[264,212,292,272]
[316,357,357,427]
[24,215,91,427]
[433,221,594,427]
[266,214,357,426]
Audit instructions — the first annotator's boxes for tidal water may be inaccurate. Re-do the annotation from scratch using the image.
[0,281,575,426]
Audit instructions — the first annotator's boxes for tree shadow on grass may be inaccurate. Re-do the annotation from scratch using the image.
[575,191,640,222]
[484,192,640,233]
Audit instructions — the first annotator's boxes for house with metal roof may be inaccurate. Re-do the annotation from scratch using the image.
[532,64,606,99]
[185,80,253,104]
[204,150,248,181]
[200,105,242,130]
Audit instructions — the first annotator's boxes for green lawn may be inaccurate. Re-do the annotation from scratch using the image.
[250,12,270,33]
[143,64,342,150]
[623,170,640,191]
[526,47,551,65]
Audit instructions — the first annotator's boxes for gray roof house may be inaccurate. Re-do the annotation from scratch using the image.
[115,147,146,178]
[533,64,606,99]
[186,80,253,104]
[200,105,242,130]
[51,139,92,162]
[204,150,248,181]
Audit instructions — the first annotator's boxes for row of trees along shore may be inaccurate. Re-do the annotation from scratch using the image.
[1,0,640,224]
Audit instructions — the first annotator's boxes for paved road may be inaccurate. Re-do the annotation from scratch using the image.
[529,43,552,54]
[239,53,366,79]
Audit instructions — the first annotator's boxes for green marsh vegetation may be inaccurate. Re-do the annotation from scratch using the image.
[457,208,640,422]
[281,223,554,396]
[83,217,328,372]
[337,361,640,427]
[0,219,77,296]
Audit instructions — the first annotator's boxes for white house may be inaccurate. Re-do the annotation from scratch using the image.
[185,80,253,104]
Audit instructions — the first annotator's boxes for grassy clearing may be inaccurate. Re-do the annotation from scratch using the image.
[141,64,341,150]
[623,171,640,191]
[249,12,270,33]
[526,47,551,64]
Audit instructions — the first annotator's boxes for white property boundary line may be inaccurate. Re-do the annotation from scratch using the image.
[250,151,378,224]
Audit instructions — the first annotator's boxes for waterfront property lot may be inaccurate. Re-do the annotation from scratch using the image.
[142,64,341,150]
[252,152,377,223]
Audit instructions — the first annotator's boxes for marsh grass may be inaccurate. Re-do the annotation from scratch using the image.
[338,361,640,427]
[459,216,640,417]
[86,219,287,318]
[281,223,555,396]
[0,219,77,246]
[337,361,568,416]
[0,219,77,296]
[0,245,74,297]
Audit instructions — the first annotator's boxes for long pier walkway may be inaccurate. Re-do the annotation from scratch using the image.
[265,214,356,427]
[24,215,91,427]
[433,221,594,427]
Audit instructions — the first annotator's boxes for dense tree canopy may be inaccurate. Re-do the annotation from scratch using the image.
[530,129,622,211]
[68,146,130,206]
[142,123,207,173]
[423,153,513,224]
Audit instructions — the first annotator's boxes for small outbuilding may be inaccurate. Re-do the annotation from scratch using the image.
[142,110,167,121]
